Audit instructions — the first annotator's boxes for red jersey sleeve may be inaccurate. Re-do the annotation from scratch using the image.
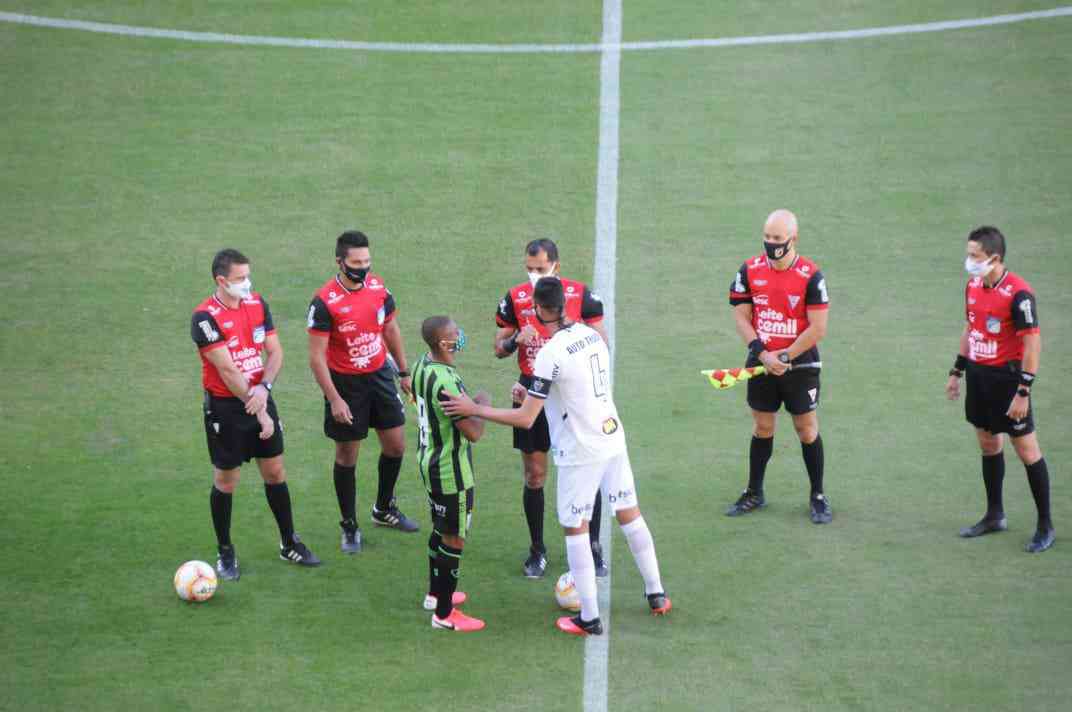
[580,287,604,323]
[191,311,226,352]
[1011,290,1040,334]
[307,296,332,334]
[729,262,752,305]
[805,271,829,310]
[496,290,518,328]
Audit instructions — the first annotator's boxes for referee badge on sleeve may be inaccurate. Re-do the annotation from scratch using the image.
[253,326,266,343]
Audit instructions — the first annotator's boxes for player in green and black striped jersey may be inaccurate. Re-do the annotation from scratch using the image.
[413,316,489,632]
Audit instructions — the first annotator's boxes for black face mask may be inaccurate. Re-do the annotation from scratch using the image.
[340,261,369,284]
[763,239,792,261]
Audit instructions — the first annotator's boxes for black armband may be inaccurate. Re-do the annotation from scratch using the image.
[396,370,409,378]
[748,338,765,358]
[502,333,519,355]
[953,354,968,372]
[1019,371,1035,388]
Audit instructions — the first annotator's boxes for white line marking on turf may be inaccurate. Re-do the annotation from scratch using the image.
[1,8,1069,54]
[584,2,621,712]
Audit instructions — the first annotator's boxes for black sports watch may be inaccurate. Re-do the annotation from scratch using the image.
[778,352,791,364]
[262,381,272,392]
[1017,387,1030,398]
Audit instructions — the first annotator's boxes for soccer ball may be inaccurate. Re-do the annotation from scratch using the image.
[554,571,581,611]
[174,560,218,602]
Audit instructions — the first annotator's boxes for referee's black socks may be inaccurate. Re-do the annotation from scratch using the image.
[210,486,233,547]
[749,436,774,494]
[333,463,357,522]
[264,482,296,548]
[981,452,1005,520]
[1025,458,1053,532]
[433,543,463,619]
[523,486,545,553]
[801,435,824,496]
[376,454,403,512]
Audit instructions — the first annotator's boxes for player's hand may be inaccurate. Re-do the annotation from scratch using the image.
[244,384,269,415]
[330,397,354,425]
[442,391,478,418]
[759,350,789,376]
[945,375,961,401]
[516,325,539,346]
[1007,393,1029,420]
[398,375,413,398]
[510,382,526,404]
[256,409,275,440]
[473,390,491,406]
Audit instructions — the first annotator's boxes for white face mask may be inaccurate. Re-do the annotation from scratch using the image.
[527,263,557,288]
[224,277,252,300]
[964,256,994,278]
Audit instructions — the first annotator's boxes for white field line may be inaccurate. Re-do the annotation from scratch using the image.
[584,1,621,712]
[1,7,1070,54]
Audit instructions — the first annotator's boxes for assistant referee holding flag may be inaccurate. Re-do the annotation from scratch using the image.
[946,226,1055,553]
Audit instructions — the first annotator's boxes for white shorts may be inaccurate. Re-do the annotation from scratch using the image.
[556,450,638,528]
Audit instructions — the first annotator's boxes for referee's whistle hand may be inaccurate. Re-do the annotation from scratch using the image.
[330,397,354,425]
[945,376,961,401]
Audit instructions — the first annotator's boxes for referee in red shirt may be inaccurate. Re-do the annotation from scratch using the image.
[725,209,831,524]
[946,226,1054,552]
[191,249,320,580]
[308,231,419,554]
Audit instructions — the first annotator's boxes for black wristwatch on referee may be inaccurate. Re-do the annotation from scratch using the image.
[949,354,968,378]
[262,381,272,392]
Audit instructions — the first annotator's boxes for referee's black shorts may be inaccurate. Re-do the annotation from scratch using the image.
[203,392,284,470]
[745,356,821,415]
[965,362,1035,437]
[513,373,551,453]
[324,363,406,442]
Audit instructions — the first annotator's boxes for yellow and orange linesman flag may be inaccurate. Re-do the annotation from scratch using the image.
[701,367,767,390]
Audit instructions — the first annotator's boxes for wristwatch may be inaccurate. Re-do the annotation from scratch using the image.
[778,352,791,364]
[1017,387,1030,398]
[262,381,272,392]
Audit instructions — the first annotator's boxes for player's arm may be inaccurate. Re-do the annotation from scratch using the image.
[946,325,970,401]
[246,333,283,415]
[495,325,520,358]
[381,293,412,397]
[448,391,489,442]
[203,348,256,404]
[784,271,830,360]
[443,391,545,429]
[1007,290,1041,418]
[785,308,828,360]
[494,291,522,358]
[306,297,352,424]
[580,287,609,346]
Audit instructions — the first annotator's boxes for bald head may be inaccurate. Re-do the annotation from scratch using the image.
[764,209,798,240]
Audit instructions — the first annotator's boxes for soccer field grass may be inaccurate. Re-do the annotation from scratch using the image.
[3,3,1070,710]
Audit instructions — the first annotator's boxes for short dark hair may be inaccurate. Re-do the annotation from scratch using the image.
[968,226,1006,261]
[336,230,370,260]
[526,238,559,263]
[533,276,565,311]
[212,248,249,279]
[421,316,453,350]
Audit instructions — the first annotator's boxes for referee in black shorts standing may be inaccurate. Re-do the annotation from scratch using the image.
[946,226,1054,552]
[191,249,320,580]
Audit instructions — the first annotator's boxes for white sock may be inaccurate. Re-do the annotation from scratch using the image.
[621,516,663,595]
[565,533,599,621]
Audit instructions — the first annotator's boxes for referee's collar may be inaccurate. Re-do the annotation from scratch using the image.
[983,269,1009,290]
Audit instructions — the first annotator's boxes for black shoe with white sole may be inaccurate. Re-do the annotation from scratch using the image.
[279,534,321,567]
[217,544,240,581]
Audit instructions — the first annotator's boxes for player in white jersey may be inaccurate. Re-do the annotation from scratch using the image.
[444,277,671,636]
